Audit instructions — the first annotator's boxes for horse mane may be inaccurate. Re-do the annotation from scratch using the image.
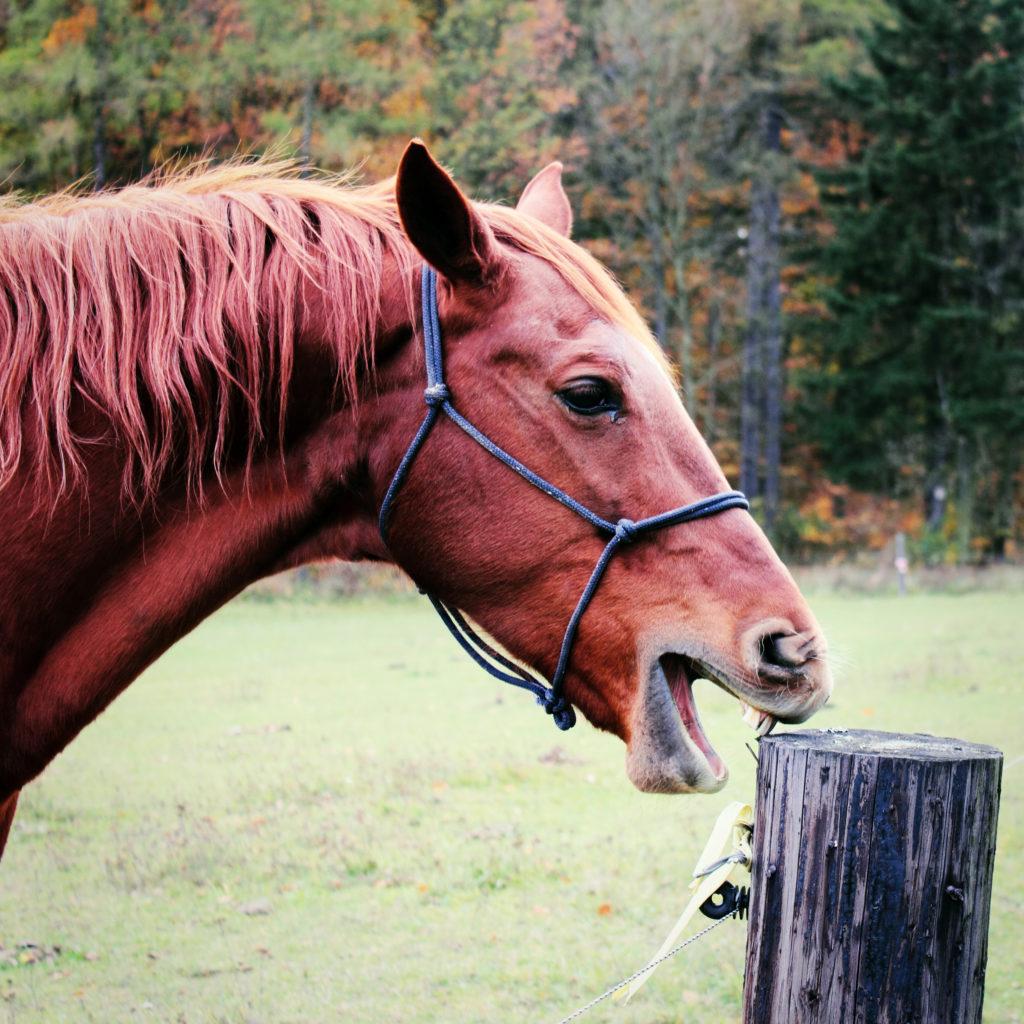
[0,158,658,504]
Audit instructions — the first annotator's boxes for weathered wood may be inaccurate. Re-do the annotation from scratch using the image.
[743,730,1002,1024]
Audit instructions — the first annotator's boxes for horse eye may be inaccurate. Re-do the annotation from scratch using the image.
[557,377,620,417]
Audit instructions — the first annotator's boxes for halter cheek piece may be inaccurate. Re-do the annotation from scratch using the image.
[378,266,749,731]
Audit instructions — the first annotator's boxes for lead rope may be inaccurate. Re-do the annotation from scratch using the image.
[379,265,750,731]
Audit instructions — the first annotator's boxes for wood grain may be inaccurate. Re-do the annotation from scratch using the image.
[742,730,1002,1024]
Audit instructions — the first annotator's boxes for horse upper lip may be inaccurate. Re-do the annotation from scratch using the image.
[682,649,830,726]
[678,655,748,702]
[664,652,795,726]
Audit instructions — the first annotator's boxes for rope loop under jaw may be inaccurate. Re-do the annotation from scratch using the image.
[378,264,750,732]
[538,692,577,731]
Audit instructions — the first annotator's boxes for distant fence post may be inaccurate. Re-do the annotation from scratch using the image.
[742,730,1002,1024]
[894,532,908,595]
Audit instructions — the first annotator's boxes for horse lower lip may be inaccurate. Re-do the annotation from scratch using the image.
[661,656,727,779]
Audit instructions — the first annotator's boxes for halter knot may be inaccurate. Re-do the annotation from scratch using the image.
[614,518,639,543]
[538,692,577,731]
[424,383,451,407]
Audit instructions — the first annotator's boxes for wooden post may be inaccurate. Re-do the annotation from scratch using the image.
[894,532,908,596]
[743,730,1002,1024]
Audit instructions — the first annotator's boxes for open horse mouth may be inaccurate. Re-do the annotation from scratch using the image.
[625,652,817,795]
[666,653,776,772]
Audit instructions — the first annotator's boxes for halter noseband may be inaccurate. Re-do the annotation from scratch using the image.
[378,265,749,731]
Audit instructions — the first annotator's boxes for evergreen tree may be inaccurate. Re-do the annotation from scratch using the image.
[429,0,579,197]
[810,0,1024,556]
[236,0,424,172]
[0,0,193,189]
[734,0,884,536]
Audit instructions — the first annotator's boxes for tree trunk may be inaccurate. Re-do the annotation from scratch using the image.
[673,249,695,399]
[925,426,951,533]
[755,101,783,533]
[646,219,669,347]
[137,104,156,178]
[703,297,721,444]
[741,256,763,500]
[742,98,783,504]
[991,449,1016,561]
[299,0,321,176]
[91,0,108,189]
[93,107,106,188]
[300,76,315,171]
[955,435,975,563]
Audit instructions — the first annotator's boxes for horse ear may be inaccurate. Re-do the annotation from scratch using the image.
[396,140,500,285]
[516,162,572,238]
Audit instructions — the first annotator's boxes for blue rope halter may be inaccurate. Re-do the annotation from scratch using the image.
[378,265,750,731]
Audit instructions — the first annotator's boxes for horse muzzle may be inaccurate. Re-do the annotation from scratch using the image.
[625,640,832,794]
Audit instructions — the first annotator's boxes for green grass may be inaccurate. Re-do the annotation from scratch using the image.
[1,591,1021,1023]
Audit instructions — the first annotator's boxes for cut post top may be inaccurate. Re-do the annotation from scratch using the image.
[760,728,1002,763]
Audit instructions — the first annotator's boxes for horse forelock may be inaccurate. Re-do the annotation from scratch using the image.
[0,158,661,506]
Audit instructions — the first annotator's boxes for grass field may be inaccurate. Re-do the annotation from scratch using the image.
[1,589,1021,1023]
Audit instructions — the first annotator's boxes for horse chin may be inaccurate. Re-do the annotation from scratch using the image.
[624,655,730,795]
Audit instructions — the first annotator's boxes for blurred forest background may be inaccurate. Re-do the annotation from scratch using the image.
[1,0,1022,566]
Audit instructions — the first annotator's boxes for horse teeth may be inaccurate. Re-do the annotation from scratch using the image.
[742,702,777,736]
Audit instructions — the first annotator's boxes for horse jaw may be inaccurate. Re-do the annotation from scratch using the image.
[625,656,729,794]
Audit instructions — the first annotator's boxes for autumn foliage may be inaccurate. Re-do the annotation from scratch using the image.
[0,0,1020,563]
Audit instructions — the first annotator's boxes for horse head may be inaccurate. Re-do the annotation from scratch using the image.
[0,144,831,821]
[371,142,832,794]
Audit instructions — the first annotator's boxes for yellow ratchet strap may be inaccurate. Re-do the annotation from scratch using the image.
[616,799,752,1003]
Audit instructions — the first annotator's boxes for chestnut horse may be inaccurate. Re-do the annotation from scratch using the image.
[0,142,831,860]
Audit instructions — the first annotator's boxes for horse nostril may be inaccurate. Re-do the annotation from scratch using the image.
[761,632,810,670]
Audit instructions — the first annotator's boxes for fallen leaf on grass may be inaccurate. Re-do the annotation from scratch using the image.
[0,943,62,968]
[187,964,253,979]
[227,724,291,737]
[596,903,613,916]
[237,899,273,916]
[538,746,585,766]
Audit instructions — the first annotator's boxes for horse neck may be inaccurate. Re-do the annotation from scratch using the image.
[0,245,415,798]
